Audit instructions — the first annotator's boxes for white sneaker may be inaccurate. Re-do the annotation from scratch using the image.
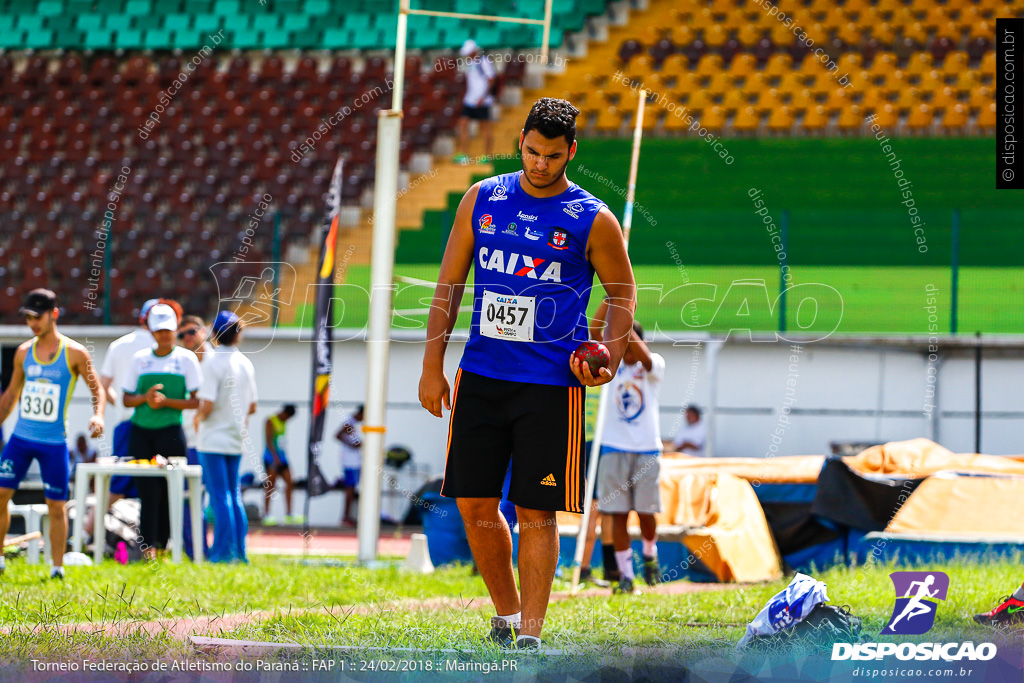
[0,558,6,576]
[50,566,65,580]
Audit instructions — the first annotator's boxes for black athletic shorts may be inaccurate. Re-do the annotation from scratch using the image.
[441,369,585,513]
[460,103,491,121]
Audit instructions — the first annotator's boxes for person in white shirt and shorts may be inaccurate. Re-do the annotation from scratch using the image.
[594,314,665,595]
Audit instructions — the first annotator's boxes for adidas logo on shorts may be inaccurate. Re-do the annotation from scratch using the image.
[540,473,557,486]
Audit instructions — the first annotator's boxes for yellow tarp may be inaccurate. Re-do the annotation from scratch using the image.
[660,454,825,484]
[843,438,1024,478]
[886,473,1024,537]
[662,472,782,583]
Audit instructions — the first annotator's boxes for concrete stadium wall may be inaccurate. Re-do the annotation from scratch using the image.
[2,326,1022,526]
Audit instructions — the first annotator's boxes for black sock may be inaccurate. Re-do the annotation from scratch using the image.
[602,544,620,581]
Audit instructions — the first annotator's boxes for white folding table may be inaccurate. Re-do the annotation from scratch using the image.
[71,462,204,565]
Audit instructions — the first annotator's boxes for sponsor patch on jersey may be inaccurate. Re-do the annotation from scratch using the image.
[478,213,495,234]
[504,222,518,235]
[517,210,538,221]
[563,201,584,219]
[548,229,569,250]
[525,227,543,240]
[477,247,563,282]
[488,184,508,201]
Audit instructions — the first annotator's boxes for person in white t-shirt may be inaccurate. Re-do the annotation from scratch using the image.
[177,314,213,462]
[455,39,496,163]
[194,311,258,563]
[669,406,706,457]
[594,318,666,595]
[335,405,364,527]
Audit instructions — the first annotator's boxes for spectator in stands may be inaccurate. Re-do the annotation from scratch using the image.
[122,303,202,560]
[669,406,706,457]
[86,298,159,539]
[69,433,97,478]
[263,404,299,525]
[455,39,496,164]
[195,311,258,563]
[335,404,364,527]
[591,305,667,595]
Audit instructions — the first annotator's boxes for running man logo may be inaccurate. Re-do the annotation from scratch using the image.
[882,571,949,635]
[540,473,557,486]
[0,459,13,476]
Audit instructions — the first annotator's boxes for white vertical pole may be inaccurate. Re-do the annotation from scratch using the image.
[540,0,553,64]
[358,0,409,563]
[570,88,646,594]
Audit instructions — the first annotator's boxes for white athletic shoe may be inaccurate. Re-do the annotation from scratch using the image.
[50,566,65,580]
[0,558,6,576]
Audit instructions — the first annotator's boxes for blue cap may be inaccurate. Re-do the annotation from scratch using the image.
[140,298,159,319]
[213,310,240,335]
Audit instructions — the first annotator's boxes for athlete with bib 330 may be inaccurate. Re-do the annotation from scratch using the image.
[0,289,106,580]
[419,98,636,649]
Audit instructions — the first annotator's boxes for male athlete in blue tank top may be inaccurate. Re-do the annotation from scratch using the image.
[0,289,106,579]
[419,99,636,648]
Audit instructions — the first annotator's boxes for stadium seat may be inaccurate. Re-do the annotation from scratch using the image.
[801,105,828,134]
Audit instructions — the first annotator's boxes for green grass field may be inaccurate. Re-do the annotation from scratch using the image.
[1,555,1021,662]
[288,265,1024,335]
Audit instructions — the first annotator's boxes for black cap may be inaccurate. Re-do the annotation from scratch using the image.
[19,288,57,316]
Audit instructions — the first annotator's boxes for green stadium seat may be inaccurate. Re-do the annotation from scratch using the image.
[144,28,175,48]
[184,0,212,11]
[458,0,484,14]
[0,15,15,33]
[117,28,143,45]
[275,0,303,11]
[344,14,374,31]
[252,15,281,32]
[364,0,394,10]
[83,27,115,48]
[16,15,45,32]
[213,0,240,13]
[135,15,163,31]
[282,14,310,32]
[164,14,194,32]
[75,15,104,32]
[351,29,384,49]
[193,14,221,33]
[37,0,63,16]
[68,0,96,11]
[45,15,77,33]
[95,0,124,13]
[261,29,291,48]
[105,15,134,32]
[290,28,322,49]
[24,29,55,48]
[222,14,252,35]
[0,30,26,48]
[304,0,330,15]
[321,27,348,48]
[124,0,153,15]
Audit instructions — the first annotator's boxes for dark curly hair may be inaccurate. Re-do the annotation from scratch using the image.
[523,97,580,146]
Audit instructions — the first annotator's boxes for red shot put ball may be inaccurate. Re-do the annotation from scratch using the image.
[573,341,611,376]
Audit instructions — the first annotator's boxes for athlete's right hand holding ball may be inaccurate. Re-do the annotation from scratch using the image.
[419,365,452,418]
[569,342,614,387]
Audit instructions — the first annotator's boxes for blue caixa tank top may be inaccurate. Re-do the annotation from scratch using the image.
[13,335,76,444]
[460,171,606,387]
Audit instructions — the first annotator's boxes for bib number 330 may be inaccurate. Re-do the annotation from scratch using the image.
[481,289,535,342]
[21,381,59,423]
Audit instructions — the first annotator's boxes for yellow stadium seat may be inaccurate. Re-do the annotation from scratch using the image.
[691,7,713,29]
[802,105,829,134]
[722,89,746,113]
[632,55,655,75]
[895,86,922,110]
[906,52,933,76]
[661,55,688,77]
[981,51,996,73]
[923,6,950,29]
[758,88,783,114]
[733,106,761,134]
[688,90,713,111]
[765,53,793,77]
[863,88,889,110]
[874,22,896,43]
[935,20,961,41]
[778,72,808,95]
[977,102,996,131]
[839,22,862,46]
[770,23,794,44]
[767,106,794,133]
[707,71,735,94]
[955,70,979,89]
[918,69,944,92]
[969,85,992,111]
[790,88,813,114]
[941,103,969,131]
[674,72,699,93]
[730,54,757,77]
[943,50,969,73]
[837,104,863,133]
[695,54,724,77]
[906,103,933,133]
[826,87,850,113]
[705,106,728,131]
[837,53,864,73]
[745,72,769,92]
[844,0,870,11]
[705,24,727,48]
[738,24,761,46]
[969,21,992,40]
[671,25,694,48]
[874,103,899,128]
[594,106,622,133]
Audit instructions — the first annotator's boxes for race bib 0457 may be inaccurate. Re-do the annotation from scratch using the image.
[480,289,535,342]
